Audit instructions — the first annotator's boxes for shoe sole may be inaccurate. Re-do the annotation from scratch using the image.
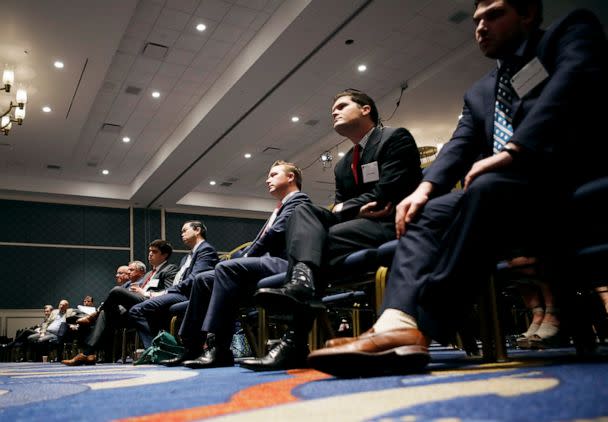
[307,345,430,378]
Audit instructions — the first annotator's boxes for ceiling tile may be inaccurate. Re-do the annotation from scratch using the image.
[133,2,163,24]
[181,66,208,82]
[157,7,191,31]
[126,20,154,39]
[166,0,201,14]
[199,38,232,59]
[190,54,221,71]
[223,5,258,28]
[211,23,244,43]
[105,52,136,83]
[118,35,145,55]
[236,0,267,11]
[195,0,231,21]
[248,11,271,31]
[165,48,196,65]
[148,26,182,47]
[158,61,188,78]
[175,33,208,52]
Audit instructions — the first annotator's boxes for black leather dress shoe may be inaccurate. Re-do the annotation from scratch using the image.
[239,340,309,371]
[255,262,316,310]
[183,346,234,369]
[159,350,201,367]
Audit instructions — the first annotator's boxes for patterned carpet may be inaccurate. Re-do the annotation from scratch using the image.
[1,347,607,421]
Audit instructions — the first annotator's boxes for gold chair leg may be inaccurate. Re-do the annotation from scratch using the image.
[479,275,507,362]
[375,266,388,315]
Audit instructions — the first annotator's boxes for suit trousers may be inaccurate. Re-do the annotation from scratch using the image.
[128,292,189,348]
[382,170,557,342]
[285,203,395,283]
[199,257,288,346]
[87,286,145,349]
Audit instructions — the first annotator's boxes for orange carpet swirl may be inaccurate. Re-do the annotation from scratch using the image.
[119,369,330,422]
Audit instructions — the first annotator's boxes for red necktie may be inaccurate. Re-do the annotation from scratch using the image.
[140,268,157,289]
[262,201,282,235]
[351,144,360,184]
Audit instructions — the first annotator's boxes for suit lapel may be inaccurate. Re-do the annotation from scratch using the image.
[485,69,498,149]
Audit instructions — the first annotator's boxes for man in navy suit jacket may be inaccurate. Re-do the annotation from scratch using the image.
[160,160,311,368]
[308,0,607,376]
[129,221,219,348]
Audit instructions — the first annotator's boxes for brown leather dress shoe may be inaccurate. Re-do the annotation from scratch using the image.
[62,353,97,366]
[325,328,375,348]
[308,328,430,377]
[76,311,98,326]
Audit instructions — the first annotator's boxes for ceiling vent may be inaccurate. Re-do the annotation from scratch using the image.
[262,146,281,155]
[226,177,238,183]
[46,164,61,170]
[125,85,142,95]
[220,182,233,187]
[449,10,469,24]
[100,123,122,133]
[87,162,98,168]
[142,42,169,59]
[305,119,319,126]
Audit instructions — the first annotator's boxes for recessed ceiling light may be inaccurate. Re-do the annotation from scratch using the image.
[152,91,160,98]
[209,180,216,186]
[357,64,367,72]
[122,136,130,143]
[42,106,52,113]
[54,61,64,69]
[291,116,299,122]
[102,169,109,175]
[338,152,345,157]
[196,23,207,32]
[244,153,252,159]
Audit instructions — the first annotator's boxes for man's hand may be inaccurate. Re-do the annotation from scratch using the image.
[332,202,343,213]
[129,285,147,296]
[358,201,393,219]
[463,147,518,189]
[395,182,433,238]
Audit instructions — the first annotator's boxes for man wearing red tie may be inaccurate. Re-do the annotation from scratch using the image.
[62,240,178,365]
[160,160,310,368]
[244,89,422,370]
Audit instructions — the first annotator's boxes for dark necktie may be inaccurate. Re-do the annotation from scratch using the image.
[493,64,516,154]
[351,144,360,184]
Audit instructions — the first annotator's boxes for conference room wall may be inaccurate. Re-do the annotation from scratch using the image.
[0,199,265,310]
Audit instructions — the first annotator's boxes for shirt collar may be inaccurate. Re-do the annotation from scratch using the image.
[190,240,204,255]
[281,190,298,205]
[356,126,375,152]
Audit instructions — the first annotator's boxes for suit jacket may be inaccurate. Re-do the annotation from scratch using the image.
[143,262,179,293]
[334,126,422,221]
[244,191,311,259]
[170,240,219,294]
[425,9,607,193]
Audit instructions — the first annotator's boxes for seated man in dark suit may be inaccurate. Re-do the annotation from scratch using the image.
[62,240,178,365]
[244,89,422,370]
[308,0,608,376]
[128,220,219,348]
[160,160,311,368]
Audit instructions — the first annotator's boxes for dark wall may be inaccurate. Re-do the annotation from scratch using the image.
[0,199,265,308]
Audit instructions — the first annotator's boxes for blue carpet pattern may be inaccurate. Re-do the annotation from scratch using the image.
[1,347,607,421]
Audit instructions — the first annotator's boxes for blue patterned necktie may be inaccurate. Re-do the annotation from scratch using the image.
[493,64,516,154]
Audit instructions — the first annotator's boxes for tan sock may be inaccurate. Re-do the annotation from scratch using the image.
[373,308,418,332]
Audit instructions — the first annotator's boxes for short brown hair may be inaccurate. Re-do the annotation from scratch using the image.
[185,220,207,238]
[271,160,302,190]
[149,239,173,259]
[333,89,379,126]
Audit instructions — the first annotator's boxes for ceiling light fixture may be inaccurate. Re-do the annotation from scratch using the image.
[152,91,160,98]
[42,106,51,113]
[320,151,333,168]
[244,153,252,159]
[54,61,64,69]
[1,66,28,135]
[102,169,109,175]
[357,64,367,72]
[338,152,345,157]
[196,23,207,32]
[122,136,130,143]
[291,116,299,122]
[209,180,216,186]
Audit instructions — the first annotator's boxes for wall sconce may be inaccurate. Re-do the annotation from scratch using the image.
[1,66,27,135]
[320,151,333,168]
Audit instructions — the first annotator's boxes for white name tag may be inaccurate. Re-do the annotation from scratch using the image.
[147,278,159,288]
[510,57,549,98]
[361,161,380,183]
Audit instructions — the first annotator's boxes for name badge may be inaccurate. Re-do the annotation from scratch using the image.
[510,57,549,98]
[361,161,380,183]
[147,278,159,288]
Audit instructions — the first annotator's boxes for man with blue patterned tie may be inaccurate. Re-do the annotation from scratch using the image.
[308,0,607,376]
